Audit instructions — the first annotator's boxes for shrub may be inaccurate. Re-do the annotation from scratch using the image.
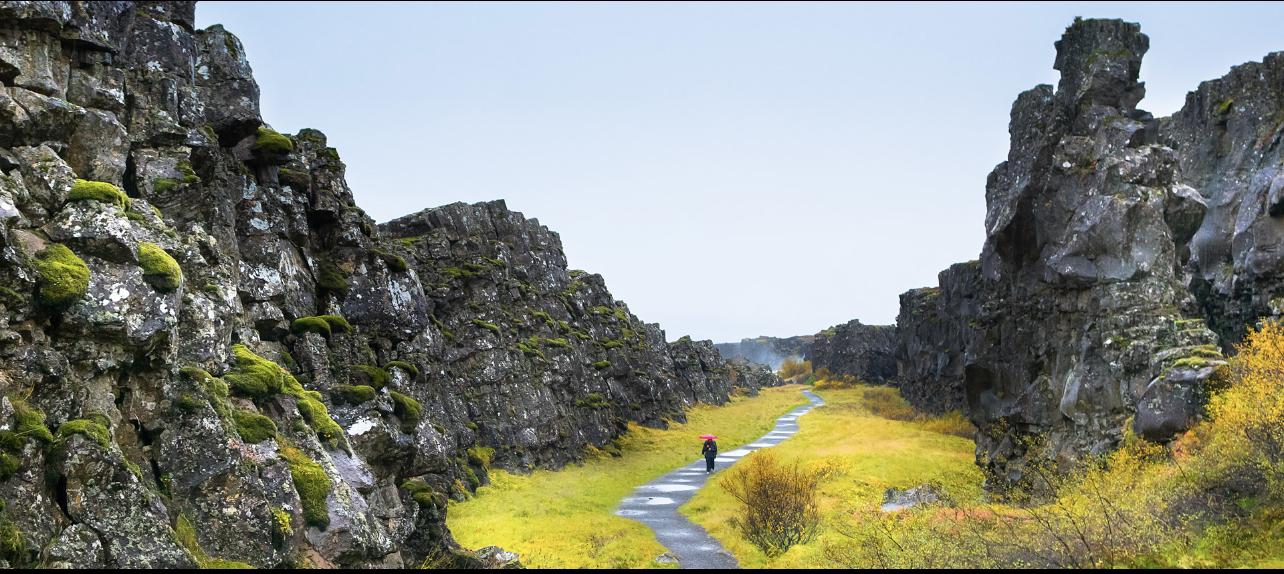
[1209,320,1284,469]
[333,384,376,404]
[254,126,294,154]
[32,244,89,309]
[137,242,182,291]
[778,357,812,380]
[67,179,128,209]
[232,409,277,443]
[721,451,820,556]
[389,391,422,431]
[291,317,331,338]
[384,360,418,378]
[280,443,332,529]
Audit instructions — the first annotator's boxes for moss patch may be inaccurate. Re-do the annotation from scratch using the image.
[352,365,389,389]
[372,248,408,273]
[10,399,53,444]
[384,360,418,378]
[55,418,111,449]
[472,319,500,334]
[575,393,611,410]
[333,384,376,404]
[0,518,24,566]
[318,314,351,334]
[254,126,295,154]
[137,242,182,291]
[316,258,349,295]
[232,409,277,443]
[175,512,254,569]
[32,244,89,309]
[225,344,292,398]
[67,179,128,209]
[291,317,331,338]
[389,391,422,431]
[279,443,332,529]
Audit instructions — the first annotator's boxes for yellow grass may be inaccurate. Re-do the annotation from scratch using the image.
[447,385,809,568]
[680,385,984,568]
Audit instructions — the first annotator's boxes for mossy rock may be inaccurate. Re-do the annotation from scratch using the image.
[291,316,331,338]
[384,360,418,378]
[466,446,494,468]
[254,126,295,155]
[10,399,53,444]
[575,393,611,410]
[351,365,389,389]
[224,344,292,398]
[175,512,255,569]
[295,396,343,446]
[372,248,408,273]
[0,452,20,480]
[137,242,182,291]
[472,319,500,334]
[0,518,25,566]
[318,314,352,333]
[389,391,422,431]
[32,244,89,309]
[67,179,128,209]
[316,258,350,294]
[232,409,277,443]
[55,418,112,448]
[279,443,332,529]
[333,384,376,404]
[592,360,611,370]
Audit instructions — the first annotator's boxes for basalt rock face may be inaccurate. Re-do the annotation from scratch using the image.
[894,262,983,415]
[1161,52,1284,348]
[965,19,1225,490]
[714,335,812,370]
[804,319,898,383]
[0,2,776,568]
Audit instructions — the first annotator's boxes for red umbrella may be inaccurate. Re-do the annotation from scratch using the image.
[700,434,717,440]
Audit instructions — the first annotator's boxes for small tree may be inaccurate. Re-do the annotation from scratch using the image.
[722,451,820,556]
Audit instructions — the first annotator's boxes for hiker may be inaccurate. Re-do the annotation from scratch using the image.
[702,437,718,473]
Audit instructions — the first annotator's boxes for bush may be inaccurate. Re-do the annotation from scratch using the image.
[137,242,182,291]
[778,357,812,380]
[1210,320,1284,470]
[32,244,89,309]
[279,443,331,529]
[67,179,128,209]
[721,451,820,556]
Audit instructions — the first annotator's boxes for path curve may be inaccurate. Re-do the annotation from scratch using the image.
[616,389,825,569]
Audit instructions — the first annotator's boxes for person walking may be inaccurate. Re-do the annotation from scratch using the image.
[701,436,718,473]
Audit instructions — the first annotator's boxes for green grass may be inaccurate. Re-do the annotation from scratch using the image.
[447,385,809,569]
[680,385,983,568]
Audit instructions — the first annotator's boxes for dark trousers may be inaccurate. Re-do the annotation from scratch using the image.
[705,455,716,472]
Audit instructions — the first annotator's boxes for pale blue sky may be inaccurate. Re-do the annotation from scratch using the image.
[197,1,1284,343]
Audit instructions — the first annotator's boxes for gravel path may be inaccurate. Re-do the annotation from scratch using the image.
[615,389,825,569]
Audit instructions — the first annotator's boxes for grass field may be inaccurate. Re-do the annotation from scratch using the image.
[446,385,810,569]
[680,384,984,568]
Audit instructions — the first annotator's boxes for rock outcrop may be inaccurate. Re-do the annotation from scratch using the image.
[714,335,812,370]
[894,261,982,414]
[804,319,898,383]
[0,1,778,568]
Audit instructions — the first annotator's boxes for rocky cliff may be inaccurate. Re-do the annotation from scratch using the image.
[0,1,777,568]
[889,18,1284,491]
[714,335,811,370]
[804,319,897,383]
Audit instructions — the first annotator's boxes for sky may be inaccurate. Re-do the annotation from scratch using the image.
[196,1,1284,343]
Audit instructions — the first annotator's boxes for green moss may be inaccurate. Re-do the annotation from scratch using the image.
[224,344,291,398]
[279,443,332,529]
[467,446,495,468]
[592,360,611,370]
[232,409,277,443]
[0,286,25,308]
[317,147,340,162]
[180,366,216,385]
[137,242,182,291]
[67,179,128,209]
[254,126,295,154]
[372,249,408,273]
[175,393,206,413]
[32,243,89,309]
[541,337,570,349]
[517,340,546,359]
[442,266,479,280]
[10,400,52,444]
[176,160,201,184]
[272,507,293,539]
[125,210,145,222]
[600,339,624,350]
[384,360,418,378]
[317,258,349,294]
[396,236,424,248]
[55,419,112,448]
[334,384,376,404]
[1216,98,1235,116]
[175,512,255,569]
[352,365,389,389]
[465,421,479,431]
[575,393,611,410]
[472,319,501,334]
[291,317,331,338]
[295,396,343,446]
[389,391,422,431]
[0,452,20,480]
[590,306,612,315]
[317,314,351,334]
[0,519,24,566]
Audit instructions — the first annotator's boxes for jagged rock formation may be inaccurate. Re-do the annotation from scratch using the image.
[804,319,897,383]
[894,262,982,414]
[714,334,812,370]
[0,1,777,568]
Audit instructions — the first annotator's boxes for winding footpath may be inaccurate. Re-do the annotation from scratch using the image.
[615,389,825,569]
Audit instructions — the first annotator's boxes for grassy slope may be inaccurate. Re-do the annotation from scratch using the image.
[680,385,984,568]
[447,385,809,569]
